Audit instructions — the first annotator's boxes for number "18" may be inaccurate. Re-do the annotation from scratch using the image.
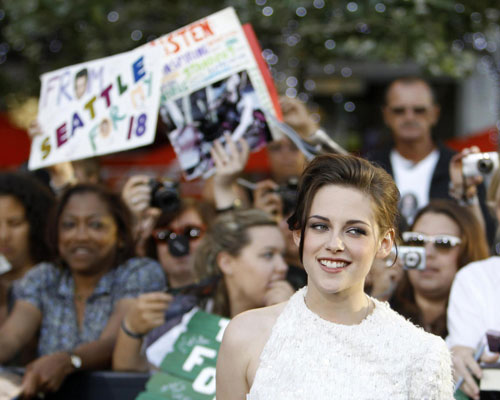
[127,113,147,139]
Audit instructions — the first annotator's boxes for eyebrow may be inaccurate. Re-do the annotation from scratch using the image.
[308,215,370,226]
[62,213,110,219]
[261,246,278,251]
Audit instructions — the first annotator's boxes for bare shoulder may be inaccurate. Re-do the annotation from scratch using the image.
[224,302,287,344]
[219,302,287,392]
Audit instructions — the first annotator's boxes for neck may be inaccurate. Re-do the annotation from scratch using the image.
[168,271,195,289]
[72,267,110,295]
[226,281,261,318]
[413,291,447,325]
[305,284,371,325]
[394,137,435,163]
[228,295,257,318]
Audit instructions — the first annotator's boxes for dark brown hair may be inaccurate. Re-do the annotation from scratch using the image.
[287,154,400,262]
[0,171,55,264]
[47,184,135,267]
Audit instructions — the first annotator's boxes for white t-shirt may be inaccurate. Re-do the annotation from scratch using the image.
[446,256,500,351]
[390,149,440,224]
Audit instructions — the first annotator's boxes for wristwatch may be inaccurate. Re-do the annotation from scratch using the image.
[69,353,82,369]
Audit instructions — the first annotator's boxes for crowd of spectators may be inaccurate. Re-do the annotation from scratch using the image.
[1,78,500,399]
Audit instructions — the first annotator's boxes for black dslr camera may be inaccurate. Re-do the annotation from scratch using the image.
[149,179,181,214]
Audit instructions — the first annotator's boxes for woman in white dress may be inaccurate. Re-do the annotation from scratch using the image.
[216,153,454,400]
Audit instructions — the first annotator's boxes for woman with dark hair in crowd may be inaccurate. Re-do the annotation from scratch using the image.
[113,208,293,371]
[0,184,165,398]
[0,171,55,328]
[217,154,453,399]
[392,199,489,339]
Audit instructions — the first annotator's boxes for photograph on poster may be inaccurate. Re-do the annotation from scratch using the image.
[162,69,272,180]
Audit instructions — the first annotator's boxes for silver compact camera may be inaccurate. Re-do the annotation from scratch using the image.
[397,246,426,270]
[462,152,499,178]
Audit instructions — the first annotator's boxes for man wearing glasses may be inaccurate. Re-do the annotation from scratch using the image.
[367,77,450,227]
[368,77,492,235]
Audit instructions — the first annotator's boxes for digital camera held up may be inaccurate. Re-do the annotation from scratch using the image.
[398,246,426,270]
[149,179,181,214]
[462,152,499,178]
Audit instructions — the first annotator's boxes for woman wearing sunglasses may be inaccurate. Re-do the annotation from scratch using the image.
[112,197,216,369]
[391,199,488,338]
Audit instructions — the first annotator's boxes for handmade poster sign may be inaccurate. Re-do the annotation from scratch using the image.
[151,7,280,180]
[137,309,229,400]
[28,7,281,179]
[29,45,163,169]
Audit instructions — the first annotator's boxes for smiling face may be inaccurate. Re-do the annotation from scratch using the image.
[0,195,32,270]
[408,211,461,299]
[383,80,440,144]
[294,184,392,298]
[224,225,287,309]
[58,192,118,275]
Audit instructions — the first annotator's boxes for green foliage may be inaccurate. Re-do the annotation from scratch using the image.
[1,0,499,102]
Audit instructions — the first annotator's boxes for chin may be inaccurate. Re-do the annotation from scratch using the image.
[310,279,344,295]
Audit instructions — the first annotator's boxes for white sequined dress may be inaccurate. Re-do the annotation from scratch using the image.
[247,287,453,400]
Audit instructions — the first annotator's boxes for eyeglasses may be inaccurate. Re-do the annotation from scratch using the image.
[389,106,429,116]
[153,225,205,243]
[402,231,462,250]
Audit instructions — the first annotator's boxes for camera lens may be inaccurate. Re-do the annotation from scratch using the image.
[404,251,421,269]
[168,235,190,258]
[149,179,181,213]
[478,158,494,174]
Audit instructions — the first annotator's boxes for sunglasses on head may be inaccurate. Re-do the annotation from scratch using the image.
[389,106,429,116]
[153,225,205,243]
[402,231,461,250]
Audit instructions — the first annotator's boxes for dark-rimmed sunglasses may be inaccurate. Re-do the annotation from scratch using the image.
[402,231,461,251]
[389,106,429,116]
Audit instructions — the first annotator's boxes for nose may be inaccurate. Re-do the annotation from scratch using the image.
[275,254,289,277]
[424,242,435,258]
[326,232,344,253]
[0,223,10,242]
[73,223,90,240]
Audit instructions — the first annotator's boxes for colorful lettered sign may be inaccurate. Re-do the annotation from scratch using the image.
[29,45,163,169]
[150,8,280,180]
